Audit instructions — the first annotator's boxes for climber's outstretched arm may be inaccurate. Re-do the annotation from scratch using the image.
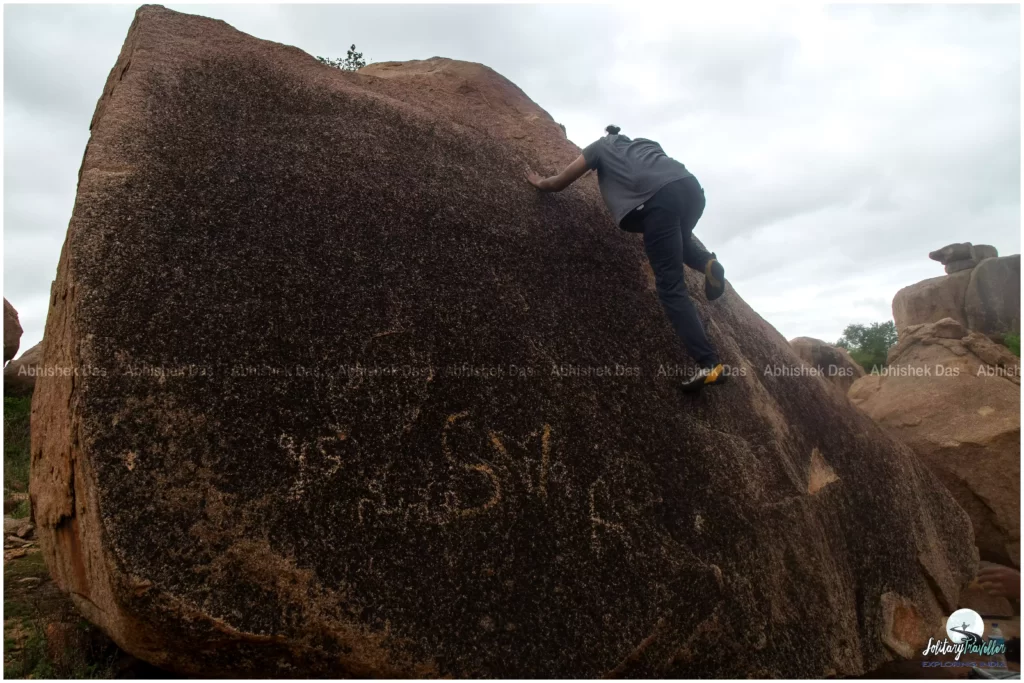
[526,155,589,192]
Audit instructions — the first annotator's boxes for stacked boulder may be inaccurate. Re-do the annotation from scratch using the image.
[3,298,42,397]
[852,242,1021,618]
[929,242,998,274]
[4,298,22,364]
[892,242,1020,341]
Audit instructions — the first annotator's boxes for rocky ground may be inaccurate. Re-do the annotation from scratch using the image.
[3,395,174,679]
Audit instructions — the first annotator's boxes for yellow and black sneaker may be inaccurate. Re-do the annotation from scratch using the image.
[704,255,726,301]
[680,363,728,393]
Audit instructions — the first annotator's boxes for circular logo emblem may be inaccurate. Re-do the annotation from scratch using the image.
[946,608,984,644]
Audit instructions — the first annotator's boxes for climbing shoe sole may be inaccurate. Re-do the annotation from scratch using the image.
[680,363,729,393]
[705,258,726,301]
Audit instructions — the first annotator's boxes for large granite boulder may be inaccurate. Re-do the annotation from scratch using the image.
[965,254,1021,339]
[32,5,975,678]
[4,298,22,364]
[892,271,972,333]
[893,246,1019,338]
[788,336,865,393]
[849,318,1020,568]
[4,342,42,397]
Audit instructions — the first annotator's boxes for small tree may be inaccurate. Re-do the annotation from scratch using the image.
[836,321,898,372]
[316,44,367,72]
[316,56,344,69]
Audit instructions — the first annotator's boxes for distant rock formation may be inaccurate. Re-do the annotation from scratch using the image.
[788,336,865,393]
[4,342,42,397]
[32,5,975,679]
[863,246,1021,620]
[928,242,999,274]
[849,318,1020,568]
[4,298,22,364]
[894,243,1018,339]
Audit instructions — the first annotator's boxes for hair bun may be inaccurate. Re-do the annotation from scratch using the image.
[605,124,621,135]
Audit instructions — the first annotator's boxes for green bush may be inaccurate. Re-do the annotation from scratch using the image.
[316,44,367,71]
[3,615,117,679]
[4,395,32,498]
[1004,332,1020,357]
[836,321,899,373]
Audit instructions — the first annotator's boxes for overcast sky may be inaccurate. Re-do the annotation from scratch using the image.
[4,3,1020,354]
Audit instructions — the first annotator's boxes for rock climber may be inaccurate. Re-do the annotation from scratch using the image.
[526,124,728,393]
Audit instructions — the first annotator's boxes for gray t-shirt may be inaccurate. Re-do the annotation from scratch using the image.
[581,134,693,225]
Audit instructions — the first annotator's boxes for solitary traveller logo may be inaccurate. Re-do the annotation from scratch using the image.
[920,609,1006,663]
[946,608,985,645]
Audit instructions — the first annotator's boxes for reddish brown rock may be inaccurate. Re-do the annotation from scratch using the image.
[849,318,1020,567]
[32,5,975,678]
[4,342,42,397]
[788,336,865,393]
[892,271,972,333]
[4,298,22,364]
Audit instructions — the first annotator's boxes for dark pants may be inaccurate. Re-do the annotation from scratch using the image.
[623,176,719,367]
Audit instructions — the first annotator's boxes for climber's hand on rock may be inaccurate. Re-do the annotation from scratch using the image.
[526,156,587,193]
[526,169,547,190]
[977,564,1020,599]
